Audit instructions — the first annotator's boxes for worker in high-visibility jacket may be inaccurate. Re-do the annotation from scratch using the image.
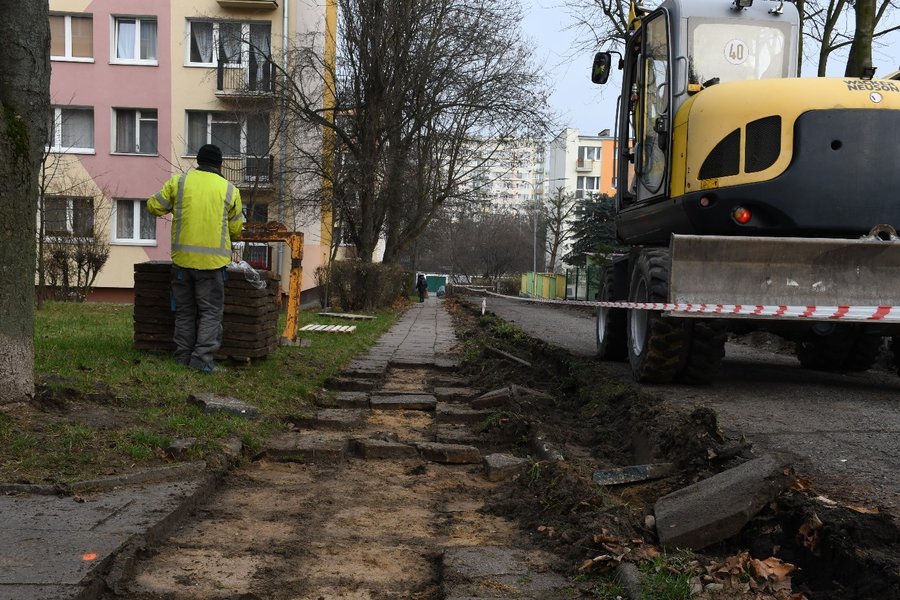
[147,144,244,373]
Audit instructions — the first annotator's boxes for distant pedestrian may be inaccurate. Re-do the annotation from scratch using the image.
[415,274,428,303]
[147,144,244,373]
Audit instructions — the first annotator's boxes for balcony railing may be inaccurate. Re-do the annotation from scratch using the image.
[216,58,274,97]
[222,155,275,189]
[575,159,595,171]
[216,0,277,10]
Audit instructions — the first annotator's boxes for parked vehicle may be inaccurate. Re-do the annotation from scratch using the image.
[591,0,900,383]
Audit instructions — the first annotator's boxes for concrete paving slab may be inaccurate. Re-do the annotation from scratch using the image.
[343,359,389,378]
[433,387,480,402]
[329,391,370,408]
[264,432,349,463]
[483,454,529,482]
[0,585,85,600]
[369,394,437,411]
[471,386,515,409]
[414,442,481,464]
[323,376,379,392]
[654,453,793,549]
[435,402,493,426]
[293,408,368,431]
[441,546,573,599]
[351,438,419,459]
[0,477,211,599]
[188,393,258,419]
[592,463,676,486]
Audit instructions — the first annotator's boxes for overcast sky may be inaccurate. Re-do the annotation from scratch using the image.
[520,0,900,138]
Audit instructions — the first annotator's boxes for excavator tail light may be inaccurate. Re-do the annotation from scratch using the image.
[732,207,752,224]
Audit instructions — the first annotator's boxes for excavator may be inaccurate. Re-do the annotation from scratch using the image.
[591,0,900,383]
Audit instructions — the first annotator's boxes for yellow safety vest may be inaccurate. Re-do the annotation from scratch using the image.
[148,170,244,270]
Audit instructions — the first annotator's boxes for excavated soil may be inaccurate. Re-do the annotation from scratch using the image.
[105,299,899,599]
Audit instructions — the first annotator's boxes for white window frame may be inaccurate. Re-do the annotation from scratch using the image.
[111,16,158,65]
[112,199,157,245]
[48,107,95,154]
[50,13,94,63]
[185,20,271,69]
[112,108,158,155]
[184,110,269,158]
[185,20,245,68]
[575,176,601,199]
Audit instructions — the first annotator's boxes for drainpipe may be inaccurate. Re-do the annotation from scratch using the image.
[277,0,289,277]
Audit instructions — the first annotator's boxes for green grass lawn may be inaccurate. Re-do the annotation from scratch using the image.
[0,301,399,485]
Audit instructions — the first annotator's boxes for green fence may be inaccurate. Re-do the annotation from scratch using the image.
[520,273,566,298]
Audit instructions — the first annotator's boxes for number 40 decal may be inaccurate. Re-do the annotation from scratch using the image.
[725,39,747,65]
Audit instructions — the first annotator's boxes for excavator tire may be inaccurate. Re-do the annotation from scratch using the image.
[892,336,900,375]
[626,248,690,383]
[677,320,727,384]
[796,327,852,370]
[841,329,883,372]
[596,268,627,361]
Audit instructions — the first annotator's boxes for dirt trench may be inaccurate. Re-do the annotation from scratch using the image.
[105,300,900,599]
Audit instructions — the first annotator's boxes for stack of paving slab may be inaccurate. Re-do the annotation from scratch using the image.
[133,260,281,360]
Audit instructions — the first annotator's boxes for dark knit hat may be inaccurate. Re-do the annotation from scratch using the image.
[196,144,223,167]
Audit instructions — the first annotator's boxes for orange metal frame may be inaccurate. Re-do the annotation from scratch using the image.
[235,221,304,341]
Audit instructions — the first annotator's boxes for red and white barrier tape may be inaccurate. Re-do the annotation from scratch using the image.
[459,287,900,322]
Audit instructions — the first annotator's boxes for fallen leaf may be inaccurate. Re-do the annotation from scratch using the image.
[845,504,879,515]
[750,557,796,581]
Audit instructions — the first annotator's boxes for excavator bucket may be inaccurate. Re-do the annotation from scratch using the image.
[669,233,900,317]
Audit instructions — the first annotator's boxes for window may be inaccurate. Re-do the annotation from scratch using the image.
[114,199,156,243]
[114,17,158,63]
[44,197,94,237]
[186,20,272,74]
[50,14,93,61]
[577,146,601,161]
[185,111,269,158]
[575,176,600,199]
[114,108,158,154]
[48,107,95,153]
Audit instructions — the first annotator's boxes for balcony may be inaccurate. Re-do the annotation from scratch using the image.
[216,59,274,98]
[575,159,595,172]
[217,0,278,10]
[222,155,275,190]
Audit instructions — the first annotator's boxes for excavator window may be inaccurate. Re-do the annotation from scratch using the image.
[688,20,791,84]
[638,13,669,195]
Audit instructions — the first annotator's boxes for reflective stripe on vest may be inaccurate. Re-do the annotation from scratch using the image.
[153,191,173,212]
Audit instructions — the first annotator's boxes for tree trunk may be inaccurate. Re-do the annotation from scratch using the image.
[0,1,51,404]
[845,0,876,76]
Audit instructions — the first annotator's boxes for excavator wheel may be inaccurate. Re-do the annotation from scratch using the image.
[596,267,627,361]
[677,320,727,384]
[626,248,690,383]
[892,336,900,375]
[840,329,883,372]
[796,326,852,370]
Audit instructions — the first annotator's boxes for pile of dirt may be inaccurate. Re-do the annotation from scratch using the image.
[446,298,900,599]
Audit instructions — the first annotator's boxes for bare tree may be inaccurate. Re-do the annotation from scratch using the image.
[267,0,550,268]
[37,135,114,306]
[804,0,898,75]
[565,0,634,54]
[543,187,579,273]
[0,0,51,404]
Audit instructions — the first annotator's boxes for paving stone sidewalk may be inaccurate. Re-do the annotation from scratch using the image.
[0,296,569,600]
[0,297,460,600]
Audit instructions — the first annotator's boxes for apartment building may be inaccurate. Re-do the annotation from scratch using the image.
[545,127,618,200]
[46,0,334,301]
[467,139,547,215]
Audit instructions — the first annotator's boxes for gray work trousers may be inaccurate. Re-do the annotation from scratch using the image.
[171,266,226,368]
